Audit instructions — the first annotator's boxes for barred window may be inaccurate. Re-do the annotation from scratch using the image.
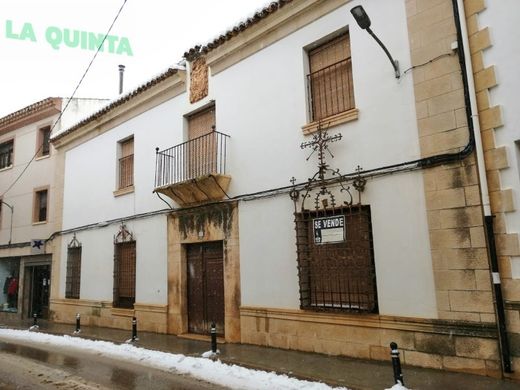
[307,32,355,122]
[295,206,377,313]
[65,247,82,299]
[118,137,134,189]
[113,241,136,309]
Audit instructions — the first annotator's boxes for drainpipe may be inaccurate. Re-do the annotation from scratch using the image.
[453,0,512,374]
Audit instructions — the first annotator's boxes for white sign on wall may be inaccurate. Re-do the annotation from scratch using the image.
[313,216,345,244]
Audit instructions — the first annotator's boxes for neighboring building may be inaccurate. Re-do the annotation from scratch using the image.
[0,97,106,321]
[48,0,520,379]
[464,0,520,378]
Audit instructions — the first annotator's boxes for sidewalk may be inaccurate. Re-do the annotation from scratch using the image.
[0,318,517,390]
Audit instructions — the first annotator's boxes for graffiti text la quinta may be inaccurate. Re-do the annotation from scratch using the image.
[5,20,133,56]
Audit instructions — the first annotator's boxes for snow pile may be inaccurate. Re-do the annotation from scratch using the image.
[385,383,410,390]
[0,329,348,390]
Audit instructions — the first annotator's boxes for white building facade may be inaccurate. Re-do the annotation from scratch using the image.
[0,97,105,321]
[49,0,519,378]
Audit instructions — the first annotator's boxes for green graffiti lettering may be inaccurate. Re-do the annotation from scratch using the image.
[105,35,118,53]
[80,31,88,50]
[63,28,79,48]
[116,37,133,56]
[45,26,62,50]
[20,23,36,41]
[5,20,36,42]
[88,32,105,51]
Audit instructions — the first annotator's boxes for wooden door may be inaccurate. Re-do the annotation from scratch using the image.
[187,241,224,336]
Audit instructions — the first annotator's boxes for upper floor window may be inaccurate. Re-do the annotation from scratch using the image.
[37,126,51,157]
[0,139,14,169]
[33,188,48,223]
[187,106,216,179]
[307,32,355,122]
[118,137,134,189]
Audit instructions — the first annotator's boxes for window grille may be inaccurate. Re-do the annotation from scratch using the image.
[307,33,355,121]
[113,241,136,309]
[119,138,134,189]
[65,247,82,299]
[295,205,377,313]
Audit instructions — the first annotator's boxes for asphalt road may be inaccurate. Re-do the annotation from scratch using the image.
[0,341,228,389]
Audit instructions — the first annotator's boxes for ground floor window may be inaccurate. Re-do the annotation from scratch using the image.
[0,258,20,312]
[65,246,82,299]
[113,241,136,309]
[294,205,377,313]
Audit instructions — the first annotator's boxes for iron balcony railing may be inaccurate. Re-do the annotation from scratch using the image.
[155,131,230,187]
[307,58,354,122]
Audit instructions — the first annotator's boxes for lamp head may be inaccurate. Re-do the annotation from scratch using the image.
[350,5,371,30]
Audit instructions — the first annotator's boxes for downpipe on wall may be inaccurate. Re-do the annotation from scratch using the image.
[453,0,512,374]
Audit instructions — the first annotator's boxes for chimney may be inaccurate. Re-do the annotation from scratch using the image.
[118,64,125,94]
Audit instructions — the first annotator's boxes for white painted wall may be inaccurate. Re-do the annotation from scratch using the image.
[59,215,167,303]
[60,0,437,317]
[215,0,437,317]
[0,114,60,245]
[478,1,520,277]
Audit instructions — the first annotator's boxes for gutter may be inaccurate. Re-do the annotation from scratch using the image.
[452,0,512,374]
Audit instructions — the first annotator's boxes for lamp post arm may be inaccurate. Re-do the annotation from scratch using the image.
[366,27,401,79]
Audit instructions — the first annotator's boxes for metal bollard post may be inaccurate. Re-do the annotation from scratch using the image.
[29,313,39,331]
[390,342,404,386]
[131,316,138,342]
[211,322,217,354]
[74,313,81,334]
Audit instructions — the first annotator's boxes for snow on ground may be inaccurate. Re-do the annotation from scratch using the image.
[385,384,409,390]
[0,329,348,390]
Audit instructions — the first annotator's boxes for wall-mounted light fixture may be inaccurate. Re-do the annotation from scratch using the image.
[350,5,401,79]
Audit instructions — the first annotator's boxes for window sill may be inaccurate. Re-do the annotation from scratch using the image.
[35,154,51,161]
[32,220,47,226]
[302,108,359,135]
[0,165,13,172]
[113,185,134,197]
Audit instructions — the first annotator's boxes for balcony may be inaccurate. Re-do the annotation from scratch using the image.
[154,131,231,206]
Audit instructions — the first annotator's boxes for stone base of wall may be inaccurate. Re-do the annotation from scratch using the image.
[50,299,168,334]
[241,306,502,378]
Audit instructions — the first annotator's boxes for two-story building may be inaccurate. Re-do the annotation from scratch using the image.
[48,0,520,379]
[0,97,106,321]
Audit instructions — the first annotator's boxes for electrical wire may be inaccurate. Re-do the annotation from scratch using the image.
[402,51,456,76]
[0,0,128,198]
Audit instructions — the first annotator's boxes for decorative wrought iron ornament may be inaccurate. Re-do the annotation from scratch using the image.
[292,124,365,211]
[114,223,134,244]
[67,232,81,249]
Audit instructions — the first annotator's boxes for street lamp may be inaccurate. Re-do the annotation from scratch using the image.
[350,5,401,79]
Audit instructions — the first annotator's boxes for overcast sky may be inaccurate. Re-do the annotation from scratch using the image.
[0,0,270,117]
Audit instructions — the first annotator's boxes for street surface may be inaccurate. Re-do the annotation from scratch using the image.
[0,341,227,389]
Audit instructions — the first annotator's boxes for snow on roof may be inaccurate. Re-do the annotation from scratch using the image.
[51,65,183,142]
[184,0,294,59]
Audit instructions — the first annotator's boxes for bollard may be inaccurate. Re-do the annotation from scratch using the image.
[29,313,39,331]
[211,322,217,354]
[74,313,81,334]
[390,342,404,386]
[131,316,138,342]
